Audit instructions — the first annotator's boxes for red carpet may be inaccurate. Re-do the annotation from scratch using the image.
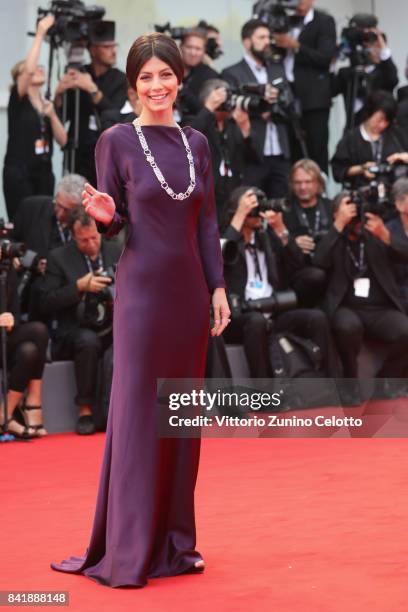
[2,433,408,611]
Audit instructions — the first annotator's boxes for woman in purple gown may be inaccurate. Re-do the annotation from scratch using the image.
[50,33,230,588]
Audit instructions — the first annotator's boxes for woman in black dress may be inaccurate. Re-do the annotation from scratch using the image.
[332,90,408,187]
[3,15,67,220]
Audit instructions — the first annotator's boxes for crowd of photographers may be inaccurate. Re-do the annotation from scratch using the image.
[3,0,408,438]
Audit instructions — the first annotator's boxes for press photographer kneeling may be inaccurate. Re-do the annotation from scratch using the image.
[39,208,121,435]
[313,191,408,402]
[221,186,339,379]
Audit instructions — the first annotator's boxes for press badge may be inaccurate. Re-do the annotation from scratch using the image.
[249,279,264,289]
[354,278,370,298]
[88,114,98,131]
[35,138,49,155]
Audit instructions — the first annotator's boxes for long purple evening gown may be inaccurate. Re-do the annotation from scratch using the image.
[50,122,225,587]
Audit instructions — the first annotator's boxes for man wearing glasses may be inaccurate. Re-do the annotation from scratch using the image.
[54,22,128,184]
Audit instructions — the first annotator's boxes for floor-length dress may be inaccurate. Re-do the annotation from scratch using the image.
[50,123,226,587]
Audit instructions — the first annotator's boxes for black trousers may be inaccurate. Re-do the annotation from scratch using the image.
[3,163,54,222]
[223,308,339,378]
[0,322,49,392]
[243,155,290,198]
[290,109,330,174]
[53,327,112,406]
[331,306,408,378]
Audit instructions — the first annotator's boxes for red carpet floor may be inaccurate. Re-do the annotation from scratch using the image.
[2,433,408,611]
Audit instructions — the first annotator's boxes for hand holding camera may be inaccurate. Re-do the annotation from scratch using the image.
[334,197,358,232]
[76,271,112,294]
[204,87,228,113]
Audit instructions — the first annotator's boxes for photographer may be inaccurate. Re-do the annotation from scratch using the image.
[54,24,128,184]
[222,19,291,198]
[331,90,408,188]
[272,0,336,173]
[0,263,49,440]
[178,28,219,117]
[313,192,408,400]
[283,159,331,306]
[386,178,408,313]
[188,78,258,226]
[39,208,121,435]
[332,14,398,128]
[3,15,67,221]
[221,186,339,378]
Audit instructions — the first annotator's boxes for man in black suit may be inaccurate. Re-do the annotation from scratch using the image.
[178,28,219,118]
[221,186,339,378]
[283,159,332,307]
[222,19,291,198]
[273,0,337,173]
[313,192,408,397]
[13,173,86,259]
[40,207,121,435]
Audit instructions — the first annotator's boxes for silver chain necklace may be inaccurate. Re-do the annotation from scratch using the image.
[132,118,196,201]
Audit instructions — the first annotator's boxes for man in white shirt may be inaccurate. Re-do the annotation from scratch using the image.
[222,19,292,198]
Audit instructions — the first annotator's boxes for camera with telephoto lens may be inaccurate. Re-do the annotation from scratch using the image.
[339,14,380,67]
[77,265,116,332]
[0,220,26,261]
[36,0,108,45]
[229,291,297,318]
[248,187,290,218]
[220,84,267,113]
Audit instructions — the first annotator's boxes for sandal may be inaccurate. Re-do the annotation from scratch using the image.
[0,416,38,440]
[22,404,48,437]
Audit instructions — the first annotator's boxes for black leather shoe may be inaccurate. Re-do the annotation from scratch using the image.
[76,415,95,435]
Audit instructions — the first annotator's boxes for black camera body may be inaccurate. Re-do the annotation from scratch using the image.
[229,290,297,318]
[77,265,116,332]
[0,220,26,261]
[253,0,301,34]
[248,187,290,218]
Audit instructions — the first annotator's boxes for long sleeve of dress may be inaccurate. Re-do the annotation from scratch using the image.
[94,127,128,238]
[197,139,226,293]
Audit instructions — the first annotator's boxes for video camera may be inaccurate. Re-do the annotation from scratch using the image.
[0,220,26,261]
[154,20,223,60]
[253,0,301,34]
[229,290,297,318]
[248,187,290,218]
[77,266,115,333]
[36,0,109,45]
[339,13,380,67]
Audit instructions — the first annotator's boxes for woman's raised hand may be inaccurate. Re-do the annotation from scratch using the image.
[82,183,116,225]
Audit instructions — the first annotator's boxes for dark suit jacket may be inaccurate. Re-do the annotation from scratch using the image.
[331,124,408,186]
[292,9,337,111]
[221,59,290,160]
[313,225,408,318]
[13,195,57,258]
[221,224,304,301]
[39,239,121,342]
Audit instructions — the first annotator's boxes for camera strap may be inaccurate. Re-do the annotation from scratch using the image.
[370,135,383,164]
[300,208,321,236]
[84,254,103,273]
[245,241,263,282]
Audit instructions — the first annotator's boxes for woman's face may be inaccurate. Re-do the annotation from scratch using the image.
[366,110,390,135]
[29,65,46,87]
[136,56,179,113]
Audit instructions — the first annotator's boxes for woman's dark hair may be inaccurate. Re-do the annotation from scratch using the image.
[126,32,184,89]
[361,90,398,124]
